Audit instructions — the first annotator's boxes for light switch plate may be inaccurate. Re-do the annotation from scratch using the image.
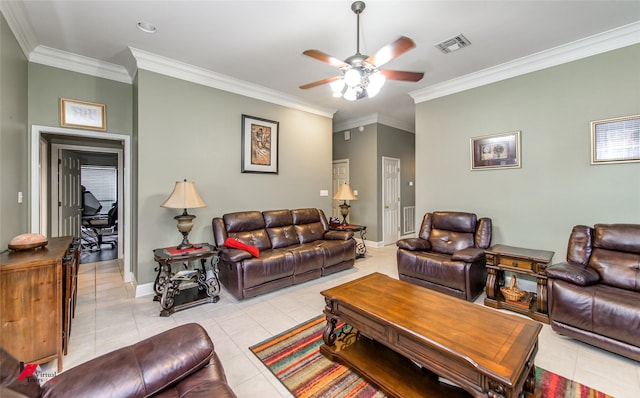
[320,190,329,197]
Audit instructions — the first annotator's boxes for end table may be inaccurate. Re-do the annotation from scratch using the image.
[153,243,220,316]
[484,244,554,323]
[330,224,367,258]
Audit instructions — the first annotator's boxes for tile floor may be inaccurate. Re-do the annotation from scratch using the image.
[54,244,639,397]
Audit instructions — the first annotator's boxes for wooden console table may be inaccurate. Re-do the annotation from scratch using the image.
[484,244,554,324]
[153,243,220,316]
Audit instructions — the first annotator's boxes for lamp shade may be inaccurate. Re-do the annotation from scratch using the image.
[333,183,357,201]
[161,180,207,209]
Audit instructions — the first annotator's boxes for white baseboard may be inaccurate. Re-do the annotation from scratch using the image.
[134,277,155,298]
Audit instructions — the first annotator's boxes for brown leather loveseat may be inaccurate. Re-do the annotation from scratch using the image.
[547,224,640,361]
[396,211,492,301]
[212,208,356,300]
[1,323,237,398]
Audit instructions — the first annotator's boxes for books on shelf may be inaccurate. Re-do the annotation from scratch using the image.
[171,270,197,280]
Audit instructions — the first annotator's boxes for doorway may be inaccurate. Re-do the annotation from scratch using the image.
[51,144,122,263]
[332,159,350,221]
[31,125,132,283]
[382,156,401,245]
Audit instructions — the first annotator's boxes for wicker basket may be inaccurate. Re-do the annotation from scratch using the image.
[501,275,526,301]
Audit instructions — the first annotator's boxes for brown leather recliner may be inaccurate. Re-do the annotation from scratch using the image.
[396,211,492,301]
[1,323,237,398]
[547,224,640,361]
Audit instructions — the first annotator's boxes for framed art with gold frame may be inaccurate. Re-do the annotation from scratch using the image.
[59,98,106,131]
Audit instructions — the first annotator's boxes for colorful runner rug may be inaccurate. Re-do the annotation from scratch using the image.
[250,315,612,398]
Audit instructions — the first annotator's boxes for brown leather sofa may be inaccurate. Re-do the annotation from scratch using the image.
[547,224,640,361]
[396,211,492,301]
[212,208,356,300]
[1,323,236,398]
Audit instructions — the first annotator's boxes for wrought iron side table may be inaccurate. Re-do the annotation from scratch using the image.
[152,243,220,316]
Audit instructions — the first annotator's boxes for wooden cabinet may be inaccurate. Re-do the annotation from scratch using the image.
[1,236,79,371]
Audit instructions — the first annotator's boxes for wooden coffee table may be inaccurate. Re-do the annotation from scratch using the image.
[320,273,542,398]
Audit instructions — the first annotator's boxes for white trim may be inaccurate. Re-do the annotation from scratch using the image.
[334,113,414,133]
[31,125,133,283]
[411,21,640,103]
[381,156,401,246]
[29,46,132,84]
[0,0,38,57]
[129,47,336,119]
[135,281,155,298]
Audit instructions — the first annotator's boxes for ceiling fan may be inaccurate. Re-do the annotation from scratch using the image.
[299,1,424,101]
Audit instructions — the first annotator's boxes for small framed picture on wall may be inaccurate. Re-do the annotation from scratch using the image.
[470,131,521,170]
[59,98,106,131]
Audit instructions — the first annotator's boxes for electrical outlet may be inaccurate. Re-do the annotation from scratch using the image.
[320,190,329,197]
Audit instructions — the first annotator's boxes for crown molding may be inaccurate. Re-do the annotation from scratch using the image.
[410,21,640,103]
[0,0,38,57]
[29,46,132,84]
[129,47,335,119]
[334,113,414,133]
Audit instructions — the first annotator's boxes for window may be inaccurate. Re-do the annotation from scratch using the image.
[81,166,117,214]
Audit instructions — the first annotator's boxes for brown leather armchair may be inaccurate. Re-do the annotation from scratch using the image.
[396,211,492,301]
[547,224,640,361]
[1,323,237,398]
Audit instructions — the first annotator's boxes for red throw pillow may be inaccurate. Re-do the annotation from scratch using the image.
[224,237,260,258]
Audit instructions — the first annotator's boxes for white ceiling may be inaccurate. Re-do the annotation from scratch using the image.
[3,1,640,131]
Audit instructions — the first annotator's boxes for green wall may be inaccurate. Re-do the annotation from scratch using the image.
[28,63,133,134]
[333,123,415,242]
[135,70,334,284]
[0,13,28,248]
[415,44,640,262]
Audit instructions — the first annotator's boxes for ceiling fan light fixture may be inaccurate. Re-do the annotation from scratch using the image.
[330,79,346,97]
[344,68,362,86]
[344,87,359,101]
[367,71,385,97]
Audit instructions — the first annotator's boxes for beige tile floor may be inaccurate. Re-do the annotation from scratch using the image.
[54,244,639,397]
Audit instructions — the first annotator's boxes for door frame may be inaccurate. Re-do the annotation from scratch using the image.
[31,125,132,283]
[51,143,124,259]
[332,159,350,220]
[381,156,401,245]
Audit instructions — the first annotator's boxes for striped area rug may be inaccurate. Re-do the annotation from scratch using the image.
[250,315,612,398]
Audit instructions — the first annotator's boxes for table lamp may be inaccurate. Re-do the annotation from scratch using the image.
[161,179,207,249]
[333,183,358,226]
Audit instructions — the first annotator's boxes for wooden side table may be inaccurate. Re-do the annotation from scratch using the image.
[329,224,367,258]
[153,243,220,316]
[484,244,554,323]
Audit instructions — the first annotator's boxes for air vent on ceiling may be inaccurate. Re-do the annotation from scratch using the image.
[435,34,471,54]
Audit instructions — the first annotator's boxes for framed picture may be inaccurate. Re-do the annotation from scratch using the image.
[470,131,521,170]
[241,115,279,173]
[590,114,640,165]
[60,98,106,131]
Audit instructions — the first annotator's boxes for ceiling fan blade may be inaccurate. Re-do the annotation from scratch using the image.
[365,36,416,67]
[299,75,343,90]
[302,50,349,69]
[380,69,424,82]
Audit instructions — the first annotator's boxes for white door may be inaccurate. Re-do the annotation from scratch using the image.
[332,159,349,220]
[58,149,82,237]
[382,157,401,245]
